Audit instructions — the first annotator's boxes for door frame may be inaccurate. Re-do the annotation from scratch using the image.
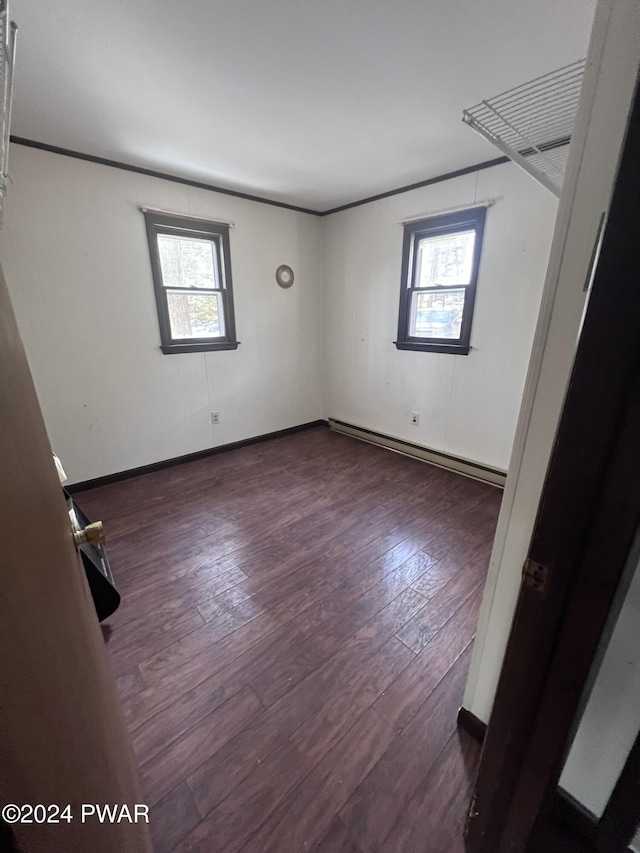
[465,74,640,853]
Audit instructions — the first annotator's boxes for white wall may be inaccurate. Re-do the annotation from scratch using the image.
[2,145,559,486]
[462,0,640,746]
[322,164,557,472]
[560,550,640,817]
[0,145,324,483]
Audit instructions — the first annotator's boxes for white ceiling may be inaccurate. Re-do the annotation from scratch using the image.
[10,0,596,211]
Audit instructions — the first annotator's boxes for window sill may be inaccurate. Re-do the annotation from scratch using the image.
[394,341,470,355]
[161,341,241,355]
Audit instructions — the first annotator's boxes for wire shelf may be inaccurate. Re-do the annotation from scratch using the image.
[0,0,17,226]
[462,60,586,197]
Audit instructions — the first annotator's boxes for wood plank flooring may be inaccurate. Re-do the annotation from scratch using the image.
[76,426,502,853]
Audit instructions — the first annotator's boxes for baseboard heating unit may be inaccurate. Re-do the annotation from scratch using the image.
[328,418,506,488]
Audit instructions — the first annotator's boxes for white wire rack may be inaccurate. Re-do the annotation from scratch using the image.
[0,0,17,226]
[462,60,586,197]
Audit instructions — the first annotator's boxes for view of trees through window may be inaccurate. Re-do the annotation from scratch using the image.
[416,230,475,287]
[158,234,222,338]
[410,230,475,339]
[397,207,485,354]
[145,211,237,353]
[166,291,223,339]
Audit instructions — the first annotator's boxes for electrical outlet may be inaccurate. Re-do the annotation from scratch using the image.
[211,411,220,425]
[410,412,420,426]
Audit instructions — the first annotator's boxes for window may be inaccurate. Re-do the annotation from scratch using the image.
[143,210,238,354]
[395,206,486,355]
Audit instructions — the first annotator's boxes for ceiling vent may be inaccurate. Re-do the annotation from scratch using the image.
[462,60,586,197]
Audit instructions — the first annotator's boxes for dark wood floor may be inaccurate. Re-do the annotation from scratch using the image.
[76,426,502,853]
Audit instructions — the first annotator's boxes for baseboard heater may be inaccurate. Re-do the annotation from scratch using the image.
[328,418,506,488]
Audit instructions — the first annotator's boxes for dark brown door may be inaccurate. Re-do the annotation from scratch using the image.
[465,76,640,853]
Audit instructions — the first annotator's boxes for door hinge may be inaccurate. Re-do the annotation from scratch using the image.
[522,558,550,593]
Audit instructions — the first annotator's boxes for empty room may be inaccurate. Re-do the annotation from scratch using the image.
[3,0,640,852]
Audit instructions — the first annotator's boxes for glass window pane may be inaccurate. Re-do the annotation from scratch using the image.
[415,229,475,287]
[157,234,219,289]
[166,291,225,339]
[409,289,465,339]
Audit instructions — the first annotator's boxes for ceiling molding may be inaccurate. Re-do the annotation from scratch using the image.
[10,135,510,218]
[321,157,509,215]
[9,136,320,217]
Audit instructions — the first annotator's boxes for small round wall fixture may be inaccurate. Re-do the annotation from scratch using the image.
[275,264,294,289]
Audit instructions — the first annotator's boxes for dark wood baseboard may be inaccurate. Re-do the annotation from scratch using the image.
[68,420,328,493]
[457,707,487,743]
[553,789,599,845]
[553,789,635,853]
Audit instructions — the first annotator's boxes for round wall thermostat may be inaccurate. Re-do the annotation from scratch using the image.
[276,264,294,288]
